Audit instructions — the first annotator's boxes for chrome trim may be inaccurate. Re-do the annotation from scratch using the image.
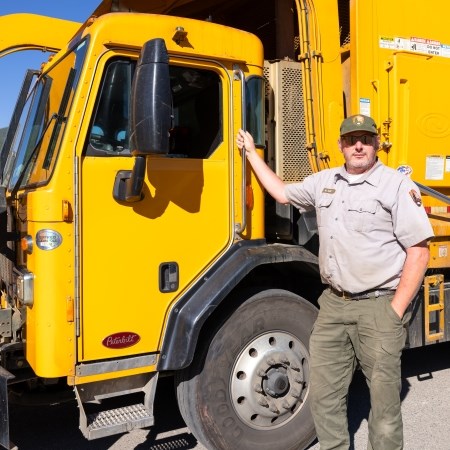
[233,64,247,235]
[14,267,34,306]
[74,155,80,337]
[75,354,157,377]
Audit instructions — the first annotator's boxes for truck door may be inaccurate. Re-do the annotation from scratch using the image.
[79,54,233,362]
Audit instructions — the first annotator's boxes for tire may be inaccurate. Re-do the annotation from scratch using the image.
[175,289,318,450]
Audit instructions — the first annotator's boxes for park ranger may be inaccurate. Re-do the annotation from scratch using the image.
[236,114,433,450]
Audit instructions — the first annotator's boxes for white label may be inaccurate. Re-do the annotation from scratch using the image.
[380,35,450,59]
[359,98,371,116]
[439,246,448,258]
[425,155,445,180]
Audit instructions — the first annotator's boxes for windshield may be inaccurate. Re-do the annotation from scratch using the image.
[3,40,88,191]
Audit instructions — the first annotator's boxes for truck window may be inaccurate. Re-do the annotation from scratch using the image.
[246,76,265,147]
[87,60,222,159]
[6,40,88,191]
[87,59,133,156]
[169,66,222,158]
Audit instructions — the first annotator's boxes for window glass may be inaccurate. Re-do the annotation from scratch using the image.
[169,66,222,158]
[7,39,88,191]
[88,60,133,155]
[88,60,222,159]
[246,76,265,147]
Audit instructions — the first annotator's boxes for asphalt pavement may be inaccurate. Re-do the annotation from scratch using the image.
[7,341,450,450]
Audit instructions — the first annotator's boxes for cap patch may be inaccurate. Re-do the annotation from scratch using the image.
[340,114,378,135]
[353,115,365,126]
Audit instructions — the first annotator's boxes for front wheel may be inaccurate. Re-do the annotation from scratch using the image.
[175,289,318,450]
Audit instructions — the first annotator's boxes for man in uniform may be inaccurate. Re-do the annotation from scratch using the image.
[236,114,433,450]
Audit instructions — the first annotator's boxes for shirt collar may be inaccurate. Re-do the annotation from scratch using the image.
[334,160,383,186]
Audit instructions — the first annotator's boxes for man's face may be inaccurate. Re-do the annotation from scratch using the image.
[338,132,379,174]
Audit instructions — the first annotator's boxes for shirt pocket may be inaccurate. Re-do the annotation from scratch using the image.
[344,199,378,232]
[316,193,335,227]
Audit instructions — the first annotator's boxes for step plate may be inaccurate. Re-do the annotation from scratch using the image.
[87,403,153,440]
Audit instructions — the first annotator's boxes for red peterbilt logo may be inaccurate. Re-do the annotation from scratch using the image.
[102,332,141,349]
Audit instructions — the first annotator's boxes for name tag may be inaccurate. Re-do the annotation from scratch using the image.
[322,188,335,194]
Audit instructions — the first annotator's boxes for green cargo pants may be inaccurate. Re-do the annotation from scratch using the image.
[309,288,409,450]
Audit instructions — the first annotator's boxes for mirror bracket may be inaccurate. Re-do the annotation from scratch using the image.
[113,156,146,203]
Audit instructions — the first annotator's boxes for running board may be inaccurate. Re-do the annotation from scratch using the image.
[74,372,158,440]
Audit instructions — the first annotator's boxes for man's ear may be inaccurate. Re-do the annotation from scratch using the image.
[337,138,343,153]
[374,135,381,151]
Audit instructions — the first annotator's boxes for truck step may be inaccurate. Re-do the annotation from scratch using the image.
[74,372,158,441]
[86,403,153,440]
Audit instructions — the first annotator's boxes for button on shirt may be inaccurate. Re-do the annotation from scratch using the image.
[284,161,434,293]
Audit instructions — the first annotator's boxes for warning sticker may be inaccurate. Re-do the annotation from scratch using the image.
[425,155,445,180]
[380,35,450,59]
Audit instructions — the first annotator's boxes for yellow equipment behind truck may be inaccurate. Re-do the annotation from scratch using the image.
[0,1,449,449]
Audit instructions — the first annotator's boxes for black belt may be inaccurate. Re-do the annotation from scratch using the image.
[329,286,394,301]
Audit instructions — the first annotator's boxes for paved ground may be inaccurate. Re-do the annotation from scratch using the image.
[8,341,450,450]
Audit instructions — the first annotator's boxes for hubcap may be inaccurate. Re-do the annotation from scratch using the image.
[230,331,309,429]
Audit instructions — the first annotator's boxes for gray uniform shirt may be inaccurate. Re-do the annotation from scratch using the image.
[285,161,434,293]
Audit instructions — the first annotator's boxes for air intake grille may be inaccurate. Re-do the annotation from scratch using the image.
[264,60,311,183]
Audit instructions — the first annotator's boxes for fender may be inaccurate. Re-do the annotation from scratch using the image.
[158,240,319,371]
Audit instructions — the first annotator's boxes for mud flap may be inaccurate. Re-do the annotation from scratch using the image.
[0,366,15,450]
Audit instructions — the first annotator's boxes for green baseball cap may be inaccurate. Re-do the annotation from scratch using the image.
[340,114,378,135]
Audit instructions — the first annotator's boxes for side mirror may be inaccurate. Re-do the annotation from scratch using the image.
[130,38,172,155]
[114,39,172,203]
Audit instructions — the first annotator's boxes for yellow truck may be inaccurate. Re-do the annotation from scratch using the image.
[0,1,448,449]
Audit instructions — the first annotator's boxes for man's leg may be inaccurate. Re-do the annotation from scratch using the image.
[310,290,357,450]
[356,296,408,450]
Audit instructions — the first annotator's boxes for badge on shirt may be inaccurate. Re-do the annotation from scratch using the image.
[409,189,422,206]
[322,188,335,194]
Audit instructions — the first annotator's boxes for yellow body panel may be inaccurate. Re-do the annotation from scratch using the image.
[302,0,346,169]
[23,216,75,377]
[80,153,231,360]
[0,13,80,57]
[351,0,450,187]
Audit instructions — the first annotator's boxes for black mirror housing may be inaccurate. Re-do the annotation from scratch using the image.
[130,38,171,156]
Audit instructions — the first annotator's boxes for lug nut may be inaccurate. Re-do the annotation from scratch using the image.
[291,389,301,398]
[257,396,269,407]
[266,357,276,366]
[257,369,266,377]
[254,384,263,393]
[269,404,280,414]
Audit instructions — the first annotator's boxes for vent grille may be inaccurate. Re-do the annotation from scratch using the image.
[264,60,311,183]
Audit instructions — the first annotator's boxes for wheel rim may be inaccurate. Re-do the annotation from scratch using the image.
[230,331,309,429]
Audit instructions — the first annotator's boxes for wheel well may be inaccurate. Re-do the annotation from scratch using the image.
[194,261,323,365]
[158,243,322,371]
